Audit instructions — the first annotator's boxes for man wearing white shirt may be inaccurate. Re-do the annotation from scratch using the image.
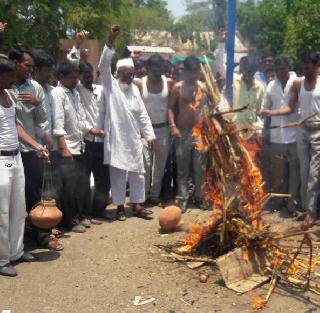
[66,33,111,220]
[52,61,96,233]
[78,62,110,220]
[98,26,155,221]
[263,56,300,214]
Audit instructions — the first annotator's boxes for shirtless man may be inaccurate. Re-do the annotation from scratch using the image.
[168,56,207,212]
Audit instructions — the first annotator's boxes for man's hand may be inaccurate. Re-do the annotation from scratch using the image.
[170,126,181,138]
[107,25,120,47]
[42,133,53,150]
[90,128,106,137]
[35,144,49,160]
[0,22,7,33]
[17,93,41,106]
[147,139,155,152]
[60,146,73,159]
[75,30,90,48]
[259,109,273,118]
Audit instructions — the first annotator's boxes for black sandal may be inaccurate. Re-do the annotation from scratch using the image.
[133,209,153,220]
[117,206,126,221]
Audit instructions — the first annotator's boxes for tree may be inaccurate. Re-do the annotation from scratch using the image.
[132,0,169,18]
[237,0,287,55]
[0,0,131,54]
[237,0,320,59]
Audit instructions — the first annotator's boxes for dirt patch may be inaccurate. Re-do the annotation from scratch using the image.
[1,205,320,313]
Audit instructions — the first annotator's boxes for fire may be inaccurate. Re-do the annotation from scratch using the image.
[177,56,269,255]
[180,106,266,254]
[271,249,284,269]
[188,85,206,112]
[250,292,267,310]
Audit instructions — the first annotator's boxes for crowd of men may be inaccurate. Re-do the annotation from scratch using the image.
[1,22,320,277]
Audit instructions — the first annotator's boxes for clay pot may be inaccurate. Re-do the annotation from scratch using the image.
[29,199,62,229]
[159,205,183,233]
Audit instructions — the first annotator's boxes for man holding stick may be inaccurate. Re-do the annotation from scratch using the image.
[261,52,320,222]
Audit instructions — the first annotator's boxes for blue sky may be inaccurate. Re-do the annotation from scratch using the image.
[166,0,187,18]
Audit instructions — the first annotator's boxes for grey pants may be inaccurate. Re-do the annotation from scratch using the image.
[144,126,170,199]
[269,142,300,211]
[297,126,320,216]
[175,128,206,201]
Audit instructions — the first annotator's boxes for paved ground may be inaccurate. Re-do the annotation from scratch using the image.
[1,205,320,313]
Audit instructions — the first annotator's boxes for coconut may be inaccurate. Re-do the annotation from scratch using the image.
[159,205,183,232]
[29,199,62,229]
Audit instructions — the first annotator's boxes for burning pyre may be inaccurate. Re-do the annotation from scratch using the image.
[166,61,320,309]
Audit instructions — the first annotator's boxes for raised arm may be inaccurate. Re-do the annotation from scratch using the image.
[98,25,120,94]
[67,30,90,66]
[214,29,227,80]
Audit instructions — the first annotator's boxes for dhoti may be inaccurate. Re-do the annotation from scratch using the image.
[110,166,145,205]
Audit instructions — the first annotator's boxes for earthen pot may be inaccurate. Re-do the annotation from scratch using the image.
[29,199,62,229]
[159,205,183,233]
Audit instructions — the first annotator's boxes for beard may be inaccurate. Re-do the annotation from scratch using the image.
[118,81,131,93]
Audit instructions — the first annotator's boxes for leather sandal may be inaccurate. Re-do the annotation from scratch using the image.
[132,204,153,220]
[47,236,64,251]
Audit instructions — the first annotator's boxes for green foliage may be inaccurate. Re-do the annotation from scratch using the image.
[237,0,287,55]
[283,3,320,60]
[237,0,320,58]
[0,0,170,56]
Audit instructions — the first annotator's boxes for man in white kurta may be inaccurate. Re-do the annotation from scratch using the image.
[98,26,155,220]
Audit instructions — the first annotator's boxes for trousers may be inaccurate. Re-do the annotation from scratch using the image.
[269,142,301,211]
[144,126,170,199]
[110,166,145,206]
[0,153,26,266]
[175,128,206,201]
[57,154,87,227]
[21,151,51,246]
[84,141,110,217]
[297,126,320,216]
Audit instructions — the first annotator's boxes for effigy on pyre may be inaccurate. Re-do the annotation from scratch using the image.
[162,60,320,310]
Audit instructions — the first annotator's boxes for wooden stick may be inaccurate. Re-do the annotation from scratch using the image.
[269,193,292,198]
[266,275,278,302]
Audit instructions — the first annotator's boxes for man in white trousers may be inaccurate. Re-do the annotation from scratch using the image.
[0,57,48,276]
[135,54,174,205]
[98,25,155,221]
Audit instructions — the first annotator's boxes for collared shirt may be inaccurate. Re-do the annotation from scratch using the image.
[232,75,265,130]
[77,83,105,142]
[12,79,47,152]
[264,72,299,144]
[35,83,58,150]
[52,83,92,155]
[254,71,268,89]
[67,45,80,67]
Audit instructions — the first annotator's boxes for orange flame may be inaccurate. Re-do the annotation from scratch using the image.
[250,291,267,310]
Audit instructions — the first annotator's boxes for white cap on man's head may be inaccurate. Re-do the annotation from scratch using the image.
[116,58,134,72]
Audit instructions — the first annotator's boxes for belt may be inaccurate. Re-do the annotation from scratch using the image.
[152,122,168,128]
[303,123,320,131]
[0,148,19,156]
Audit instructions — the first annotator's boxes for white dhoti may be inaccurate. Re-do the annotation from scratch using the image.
[110,166,145,205]
[0,153,26,267]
